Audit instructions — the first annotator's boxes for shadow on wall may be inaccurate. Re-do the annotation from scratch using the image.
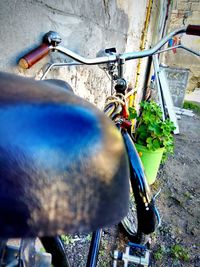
[0,0,129,73]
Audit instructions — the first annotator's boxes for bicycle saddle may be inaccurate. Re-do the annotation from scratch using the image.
[0,72,129,237]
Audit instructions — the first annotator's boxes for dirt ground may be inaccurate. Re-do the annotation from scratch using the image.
[150,113,200,267]
[64,113,200,267]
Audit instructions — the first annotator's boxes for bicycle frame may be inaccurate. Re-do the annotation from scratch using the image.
[85,139,157,267]
[2,24,198,267]
[85,124,157,267]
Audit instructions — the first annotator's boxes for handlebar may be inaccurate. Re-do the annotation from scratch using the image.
[18,44,51,69]
[186,24,200,36]
[18,25,200,69]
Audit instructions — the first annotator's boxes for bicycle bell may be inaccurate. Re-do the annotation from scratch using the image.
[43,31,62,46]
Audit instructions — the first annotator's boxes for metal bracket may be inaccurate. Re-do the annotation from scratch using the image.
[113,243,150,267]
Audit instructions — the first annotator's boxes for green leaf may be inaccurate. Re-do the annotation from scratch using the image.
[146,137,153,144]
[128,107,137,120]
[132,100,175,161]
[153,139,161,150]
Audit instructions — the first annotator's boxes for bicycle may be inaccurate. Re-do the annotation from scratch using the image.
[0,24,199,267]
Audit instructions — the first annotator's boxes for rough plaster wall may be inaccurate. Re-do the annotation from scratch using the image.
[164,0,200,92]
[148,0,168,45]
[0,0,149,108]
[130,0,164,107]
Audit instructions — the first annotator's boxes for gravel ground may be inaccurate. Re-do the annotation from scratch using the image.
[150,113,200,267]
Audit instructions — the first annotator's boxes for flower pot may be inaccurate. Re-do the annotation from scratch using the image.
[135,143,164,185]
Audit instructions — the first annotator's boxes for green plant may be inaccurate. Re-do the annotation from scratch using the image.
[170,244,190,261]
[86,234,92,242]
[183,100,200,115]
[154,245,166,261]
[129,101,176,162]
[61,234,75,245]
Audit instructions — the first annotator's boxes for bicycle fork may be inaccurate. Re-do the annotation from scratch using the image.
[122,130,161,235]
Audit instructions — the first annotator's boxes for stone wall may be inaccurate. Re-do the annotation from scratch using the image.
[164,0,200,92]
[135,0,167,105]
[0,0,163,108]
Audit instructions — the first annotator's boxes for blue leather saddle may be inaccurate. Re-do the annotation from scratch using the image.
[0,72,129,237]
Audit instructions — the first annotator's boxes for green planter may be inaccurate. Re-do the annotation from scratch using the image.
[135,143,164,185]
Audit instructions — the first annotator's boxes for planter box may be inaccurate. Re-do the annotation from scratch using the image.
[135,144,164,185]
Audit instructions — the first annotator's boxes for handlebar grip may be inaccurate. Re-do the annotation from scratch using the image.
[186,25,200,36]
[18,43,50,69]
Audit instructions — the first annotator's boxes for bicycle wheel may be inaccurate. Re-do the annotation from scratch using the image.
[120,192,147,244]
